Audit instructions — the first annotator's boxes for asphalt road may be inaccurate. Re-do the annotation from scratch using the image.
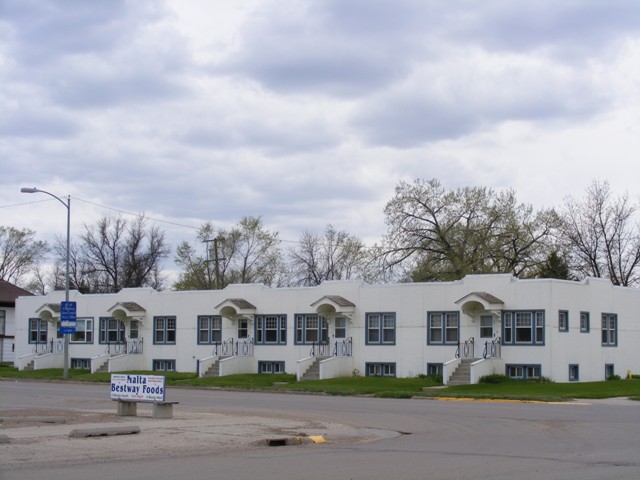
[1,380,639,480]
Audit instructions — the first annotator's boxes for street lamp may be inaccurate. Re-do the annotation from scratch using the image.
[21,187,71,379]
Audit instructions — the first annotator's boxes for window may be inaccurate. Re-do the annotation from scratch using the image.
[428,312,459,345]
[295,314,328,344]
[569,364,579,382]
[70,318,93,344]
[427,363,443,377]
[129,320,139,339]
[366,362,396,377]
[506,364,541,380]
[197,315,222,344]
[153,359,176,372]
[71,358,91,370]
[558,310,569,332]
[366,313,396,345]
[154,316,176,344]
[29,318,47,344]
[255,315,286,344]
[334,317,346,338]
[580,312,590,333]
[502,311,544,345]
[601,313,617,346]
[0,310,5,335]
[56,321,63,339]
[99,317,125,344]
[605,364,615,380]
[258,361,285,374]
[480,315,493,338]
[237,319,249,339]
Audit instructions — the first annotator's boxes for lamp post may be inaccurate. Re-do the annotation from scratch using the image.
[21,187,71,379]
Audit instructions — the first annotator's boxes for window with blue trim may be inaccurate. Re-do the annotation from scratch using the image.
[569,364,579,381]
[198,315,222,344]
[295,314,328,344]
[70,358,91,369]
[258,361,285,374]
[366,362,396,377]
[255,315,287,344]
[427,312,459,344]
[154,316,176,344]
[28,318,47,344]
[153,359,176,372]
[506,364,541,380]
[99,317,125,344]
[580,312,590,333]
[366,313,396,345]
[502,311,544,345]
[601,313,617,346]
[558,310,569,332]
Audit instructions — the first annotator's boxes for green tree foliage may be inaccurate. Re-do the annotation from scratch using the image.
[0,226,48,286]
[174,216,283,290]
[536,250,571,280]
[381,179,560,281]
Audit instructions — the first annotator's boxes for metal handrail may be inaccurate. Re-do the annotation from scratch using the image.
[332,337,353,357]
[310,341,330,357]
[455,337,475,358]
[234,338,254,356]
[483,337,501,359]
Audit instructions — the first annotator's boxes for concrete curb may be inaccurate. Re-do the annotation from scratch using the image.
[69,426,141,438]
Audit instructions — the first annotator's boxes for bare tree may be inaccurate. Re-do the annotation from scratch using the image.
[560,180,640,286]
[0,226,48,285]
[57,215,170,293]
[381,179,559,281]
[288,225,367,286]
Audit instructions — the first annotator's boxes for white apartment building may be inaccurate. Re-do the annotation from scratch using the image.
[13,274,639,384]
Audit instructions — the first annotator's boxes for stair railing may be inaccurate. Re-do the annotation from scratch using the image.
[483,337,501,359]
[332,337,352,357]
[220,338,235,356]
[310,341,330,357]
[455,337,475,358]
[234,338,254,356]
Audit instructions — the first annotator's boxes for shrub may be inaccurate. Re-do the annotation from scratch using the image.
[479,374,509,384]
[607,374,621,381]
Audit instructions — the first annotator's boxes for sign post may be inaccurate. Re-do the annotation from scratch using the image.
[60,301,76,335]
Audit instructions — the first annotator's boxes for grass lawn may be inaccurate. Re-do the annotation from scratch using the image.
[1,363,638,401]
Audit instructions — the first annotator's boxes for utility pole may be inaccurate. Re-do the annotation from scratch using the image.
[204,236,224,289]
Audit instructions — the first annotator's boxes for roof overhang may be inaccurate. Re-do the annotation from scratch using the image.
[455,292,504,318]
[215,298,257,320]
[107,302,146,322]
[310,295,356,320]
[35,303,61,321]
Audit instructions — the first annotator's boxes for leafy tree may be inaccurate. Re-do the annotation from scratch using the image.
[55,215,170,293]
[0,226,48,286]
[560,180,640,286]
[174,216,283,290]
[537,250,571,280]
[288,224,368,286]
[381,179,559,281]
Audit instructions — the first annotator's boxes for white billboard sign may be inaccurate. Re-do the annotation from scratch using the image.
[110,374,166,402]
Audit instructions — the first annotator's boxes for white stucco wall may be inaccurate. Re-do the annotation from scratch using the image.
[13,275,640,382]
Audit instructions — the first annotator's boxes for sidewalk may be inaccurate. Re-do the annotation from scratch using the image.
[0,406,389,471]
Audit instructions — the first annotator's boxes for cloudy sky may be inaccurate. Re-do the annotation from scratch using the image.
[2,0,640,273]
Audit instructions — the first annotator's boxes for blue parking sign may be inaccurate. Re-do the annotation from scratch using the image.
[60,301,77,334]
